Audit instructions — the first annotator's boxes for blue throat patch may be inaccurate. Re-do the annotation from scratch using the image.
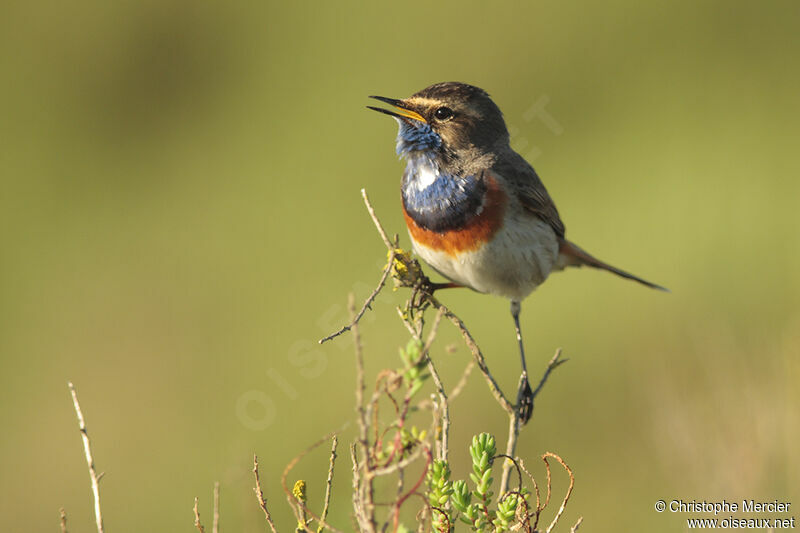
[394,118,442,156]
[395,119,486,232]
[401,152,486,233]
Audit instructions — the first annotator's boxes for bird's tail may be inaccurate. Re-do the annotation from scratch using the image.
[557,239,669,292]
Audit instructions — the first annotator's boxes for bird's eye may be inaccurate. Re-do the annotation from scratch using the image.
[433,107,453,121]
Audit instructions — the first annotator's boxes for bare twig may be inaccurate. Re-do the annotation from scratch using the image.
[212,482,220,533]
[391,446,433,533]
[67,382,104,533]
[194,497,205,533]
[350,444,371,533]
[532,349,568,400]
[350,294,368,452]
[317,435,338,533]
[448,359,475,401]
[439,308,513,414]
[59,508,68,533]
[518,459,542,530]
[319,189,398,344]
[281,433,344,533]
[500,350,568,496]
[422,308,450,461]
[361,188,393,249]
[542,452,575,533]
[570,516,584,532]
[253,455,279,533]
[414,357,474,413]
[369,445,424,477]
[499,375,525,497]
[350,295,376,533]
[319,255,395,344]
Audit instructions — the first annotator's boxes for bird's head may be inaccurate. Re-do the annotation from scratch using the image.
[368,82,509,162]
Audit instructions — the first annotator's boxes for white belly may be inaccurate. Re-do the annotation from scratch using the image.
[411,213,560,302]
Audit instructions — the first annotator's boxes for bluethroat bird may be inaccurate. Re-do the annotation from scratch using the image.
[368,82,667,424]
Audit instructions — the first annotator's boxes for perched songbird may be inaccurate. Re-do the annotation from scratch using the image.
[368,82,666,423]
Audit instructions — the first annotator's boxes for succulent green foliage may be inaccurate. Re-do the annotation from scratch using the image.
[494,493,523,531]
[426,459,454,531]
[425,433,531,532]
[468,433,496,503]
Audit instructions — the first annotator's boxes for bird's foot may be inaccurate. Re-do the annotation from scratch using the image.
[518,374,534,425]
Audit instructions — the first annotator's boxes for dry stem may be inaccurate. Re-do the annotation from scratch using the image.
[542,452,575,533]
[193,497,205,533]
[499,349,568,496]
[253,455,279,533]
[68,382,104,533]
[281,433,344,533]
[317,435,338,533]
[212,482,220,533]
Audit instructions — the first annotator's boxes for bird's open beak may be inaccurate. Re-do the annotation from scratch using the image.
[367,96,427,124]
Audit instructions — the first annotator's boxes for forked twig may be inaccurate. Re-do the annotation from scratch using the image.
[319,189,397,344]
[68,382,104,533]
[319,255,395,344]
[532,349,568,400]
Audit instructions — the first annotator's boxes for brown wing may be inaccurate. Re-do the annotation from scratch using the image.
[492,149,566,238]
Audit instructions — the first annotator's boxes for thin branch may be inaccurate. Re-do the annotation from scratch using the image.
[499,375,525,497]
[391,446,433,533]
[281,433,344,533]
[518,459,542,531]
[194,497,205,533]
[319,254,395,344]
[439,307,513,413]
[319,189,399,344]
[67,382,104,533]
[361,188,393,249]
[350,444,371,533]
[349,293,376,533]
[317,435,338,533]
[448,359,475,401]
[531,349,568,400]
[253,455,279,533]
[350,293,368,452]
[369,445,424,477]
[59,508,68,533]
[542,452,575,533]
[422,308,449,461]
[500,350,568,496]
[212,482,220,533]
[570,516,584,532]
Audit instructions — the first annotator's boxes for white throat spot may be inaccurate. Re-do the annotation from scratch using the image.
[414,164,439,192]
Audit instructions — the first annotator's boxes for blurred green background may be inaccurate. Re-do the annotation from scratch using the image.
[2,1,798,531]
